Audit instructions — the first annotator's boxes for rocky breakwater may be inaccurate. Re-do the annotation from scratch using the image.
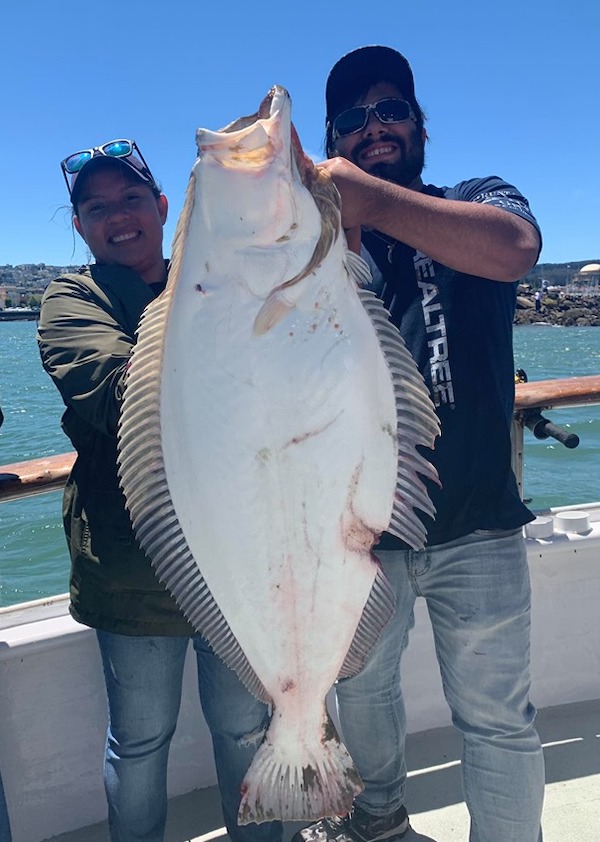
[514,292,600,326]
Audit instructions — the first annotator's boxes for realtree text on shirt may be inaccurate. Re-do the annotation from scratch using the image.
[362,176,539,549]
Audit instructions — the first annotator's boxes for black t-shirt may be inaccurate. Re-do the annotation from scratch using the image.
[363,176,538,548]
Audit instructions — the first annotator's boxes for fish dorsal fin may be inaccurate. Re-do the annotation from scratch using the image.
[117,271,270,704]
[358,288,441,550]
[167,171,196,294]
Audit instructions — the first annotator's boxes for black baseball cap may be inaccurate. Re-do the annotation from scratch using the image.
[325,46,421,153]
[61,139,158,208]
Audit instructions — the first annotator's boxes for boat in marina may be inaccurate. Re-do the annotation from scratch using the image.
[0,307,40,322]
[0,375,599,842]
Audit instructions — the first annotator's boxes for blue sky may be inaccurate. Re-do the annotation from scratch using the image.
[2,0,598,270]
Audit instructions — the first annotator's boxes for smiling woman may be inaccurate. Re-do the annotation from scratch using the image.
[34,142,283,842]
[72,165,169,283]
[62,144,169,284]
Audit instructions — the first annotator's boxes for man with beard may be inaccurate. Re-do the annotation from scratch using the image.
[293,46,545,842]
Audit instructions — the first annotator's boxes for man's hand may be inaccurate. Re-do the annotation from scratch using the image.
[316,157,376,230]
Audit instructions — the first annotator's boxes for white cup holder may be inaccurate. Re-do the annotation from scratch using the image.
[553,510,591,534]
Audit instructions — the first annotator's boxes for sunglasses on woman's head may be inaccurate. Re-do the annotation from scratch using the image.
[332,98,416,141]
[60,139,155,198]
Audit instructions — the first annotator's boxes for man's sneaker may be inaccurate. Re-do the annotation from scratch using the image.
[291,804,410,842]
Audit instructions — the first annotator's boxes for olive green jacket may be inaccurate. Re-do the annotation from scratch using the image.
[37,264,194,636]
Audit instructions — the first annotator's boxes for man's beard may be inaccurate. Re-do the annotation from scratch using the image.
[352,130,425,187]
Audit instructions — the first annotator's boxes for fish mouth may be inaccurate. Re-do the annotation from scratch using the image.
[197,86,315,187]
[197,86,289,170]
[219,85,284,134]
[192,85,343,299]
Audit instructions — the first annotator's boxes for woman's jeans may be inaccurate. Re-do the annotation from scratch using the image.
[335,529,545,842]
[96,630,282,842]
[0,768,11,842]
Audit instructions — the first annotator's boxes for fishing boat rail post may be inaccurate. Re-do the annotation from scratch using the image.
[510,373,600,500]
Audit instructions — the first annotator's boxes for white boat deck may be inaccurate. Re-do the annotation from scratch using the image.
[45,699,599,842]
[2,501,598,842]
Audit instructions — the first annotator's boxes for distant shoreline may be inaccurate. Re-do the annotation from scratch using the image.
[514,292,600,327]
[1,295,599,327]
[0,309,40,322]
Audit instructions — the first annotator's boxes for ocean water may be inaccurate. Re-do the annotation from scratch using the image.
[0,320,599,607]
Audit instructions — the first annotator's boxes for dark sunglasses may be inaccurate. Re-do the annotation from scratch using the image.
[60,139,155,197]
[332,98,416,140]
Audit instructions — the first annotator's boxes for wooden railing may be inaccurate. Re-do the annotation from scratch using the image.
[514,374,600,410]
[0,452,75,502]
[1,375,600,504]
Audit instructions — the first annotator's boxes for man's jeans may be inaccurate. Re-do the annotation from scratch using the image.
[96,630,282,842]
[335,529,545,842]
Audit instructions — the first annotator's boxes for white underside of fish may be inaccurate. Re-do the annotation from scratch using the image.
[117,85,439,823]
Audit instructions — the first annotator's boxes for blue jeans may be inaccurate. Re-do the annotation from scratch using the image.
[0,768,11,842]
[96,630,282,842]
[335,529,545,842]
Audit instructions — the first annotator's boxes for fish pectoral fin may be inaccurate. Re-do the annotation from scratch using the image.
[253,291,295,335]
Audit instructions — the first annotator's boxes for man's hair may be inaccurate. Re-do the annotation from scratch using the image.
[324,46,425,156]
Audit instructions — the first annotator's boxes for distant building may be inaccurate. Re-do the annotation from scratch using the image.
[569,263,600,296]
[0,286,45,309]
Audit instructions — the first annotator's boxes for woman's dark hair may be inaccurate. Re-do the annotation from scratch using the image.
[71,157,162,213]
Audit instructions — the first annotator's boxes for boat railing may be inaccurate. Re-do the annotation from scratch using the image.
[510,374,600,499]
[2,374,600,506]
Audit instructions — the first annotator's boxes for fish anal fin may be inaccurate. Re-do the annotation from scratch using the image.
[357,288,441,549]
[338,564,396,679]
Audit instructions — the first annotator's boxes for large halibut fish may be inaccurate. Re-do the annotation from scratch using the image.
[117,86,439,824]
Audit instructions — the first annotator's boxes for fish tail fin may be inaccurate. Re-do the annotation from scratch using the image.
[238,708,362,824]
